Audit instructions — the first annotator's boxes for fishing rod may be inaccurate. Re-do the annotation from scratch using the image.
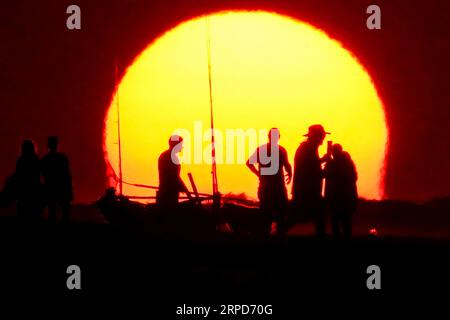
[205,17,219,196]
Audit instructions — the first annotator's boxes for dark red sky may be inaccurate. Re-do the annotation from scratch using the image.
[1,0,449,203]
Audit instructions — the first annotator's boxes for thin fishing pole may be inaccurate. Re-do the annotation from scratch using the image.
[205,17,219,195]
[115,58,124,195]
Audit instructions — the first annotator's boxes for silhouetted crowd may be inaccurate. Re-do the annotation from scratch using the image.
[2,125,357,239]
[158,124,358,239]
[1,136,73,222]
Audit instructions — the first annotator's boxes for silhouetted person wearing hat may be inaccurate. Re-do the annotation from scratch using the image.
[16,140,42,221]
[247,128,292,235]
[41,136,73,223]
[157,135,193,208]
[292,125,330,238]
[324,144,358,240]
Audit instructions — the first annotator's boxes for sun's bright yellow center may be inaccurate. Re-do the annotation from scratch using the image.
[105,11,388,201]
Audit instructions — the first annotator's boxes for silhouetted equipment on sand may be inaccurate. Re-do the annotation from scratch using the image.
[97,187,268,238]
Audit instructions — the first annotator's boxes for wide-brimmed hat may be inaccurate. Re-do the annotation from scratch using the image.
[303,124,331,137]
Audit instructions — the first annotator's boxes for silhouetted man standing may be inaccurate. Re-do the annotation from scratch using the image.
[157,135,192,208]
[292,125,330,238]
[247,128,292,235]
[41,136,73,222]
[324,144,358,240]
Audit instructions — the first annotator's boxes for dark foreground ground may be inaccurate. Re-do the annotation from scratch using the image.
[0,215,449,315]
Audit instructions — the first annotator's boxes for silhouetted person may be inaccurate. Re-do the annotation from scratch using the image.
[16,140,42,221]
[41,136,73,223]
[324,144,358,240]
[157,135,193,208]
[292,125,330,238]
[247,128,292,235]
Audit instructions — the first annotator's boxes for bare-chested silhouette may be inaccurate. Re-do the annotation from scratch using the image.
[41,136,73,223]
[292,125,330,238]
[157,135,193,208]
[324,143,358,240]
[16,140,42,221]
[247,128,292,235]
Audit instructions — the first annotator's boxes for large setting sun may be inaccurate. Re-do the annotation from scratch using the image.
[105,11,388,201]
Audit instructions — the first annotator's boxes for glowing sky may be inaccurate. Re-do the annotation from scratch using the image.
[105,11,388,201]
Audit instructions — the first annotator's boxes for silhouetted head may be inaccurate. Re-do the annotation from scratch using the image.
[268,128,280,144]
[331,143,343,158]
[48,136,59,152]
[304,124,330,146]
[168,135,183,153]
[20,139,37,158]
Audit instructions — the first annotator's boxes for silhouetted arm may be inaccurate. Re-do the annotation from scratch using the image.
[320,153,332,163]
[282,148,292,184]
[246,159,259,177]
[246,148,259,177]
